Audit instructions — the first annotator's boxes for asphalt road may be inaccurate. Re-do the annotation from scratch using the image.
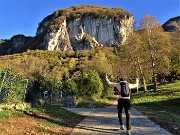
[66,102,172,135]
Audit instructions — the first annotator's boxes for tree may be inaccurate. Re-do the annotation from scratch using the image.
[140,15,171,90]
[122,31,147,91]
[76,70,103,100]
[169,32,180,77]
[85,50,113,75]
[63,79,78,94]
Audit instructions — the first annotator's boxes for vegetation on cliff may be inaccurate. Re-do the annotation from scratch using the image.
[39,5,132,31]
[37,4,134,37]
[59,5,132,20]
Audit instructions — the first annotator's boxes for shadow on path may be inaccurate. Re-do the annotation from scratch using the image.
[66,104,172,135]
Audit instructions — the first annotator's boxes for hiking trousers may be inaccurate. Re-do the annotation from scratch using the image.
[117,98,131,130]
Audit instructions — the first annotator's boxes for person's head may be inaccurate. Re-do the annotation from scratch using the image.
[119,77,124,81]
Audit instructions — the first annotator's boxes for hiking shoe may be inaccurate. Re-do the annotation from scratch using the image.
[120,125,125,130]
[127,130,131,135]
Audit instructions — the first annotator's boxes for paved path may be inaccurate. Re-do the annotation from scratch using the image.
[65,102,172,135]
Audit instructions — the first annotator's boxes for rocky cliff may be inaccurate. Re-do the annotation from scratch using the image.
[162,16,180,32]
[37,5,134,51]
[0,5,134,55]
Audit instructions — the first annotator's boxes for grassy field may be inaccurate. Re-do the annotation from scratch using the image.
[131,81,180,135]
[0,104,85,135]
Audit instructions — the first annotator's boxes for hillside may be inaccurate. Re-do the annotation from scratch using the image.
[162,16,180,32]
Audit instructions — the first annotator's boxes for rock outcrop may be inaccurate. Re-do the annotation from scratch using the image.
[38,5,134,51]
[162,16,180,32]
[0,5,134,55]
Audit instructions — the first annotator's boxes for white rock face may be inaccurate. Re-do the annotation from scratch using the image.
[43,19,72,51]
[119,15,134,45]
[68,16,133,47]
[37,15,134,51]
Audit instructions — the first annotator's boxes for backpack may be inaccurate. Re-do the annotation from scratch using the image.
[114,87,119,95]
[120,81,130,97]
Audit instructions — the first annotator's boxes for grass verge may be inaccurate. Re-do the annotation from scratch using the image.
[0,104,85,134]
[76,95,118,108]
[131,81,180,135]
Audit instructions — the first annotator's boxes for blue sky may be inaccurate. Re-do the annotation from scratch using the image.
[0,0,179,39]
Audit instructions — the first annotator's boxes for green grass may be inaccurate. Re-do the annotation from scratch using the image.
[25,104,86,125]
[131,81,180,127]
[76,96,117,108]
[38,119,61,132]
[76,101,108,108]
[0,108,23,119]
[0,104,85,130]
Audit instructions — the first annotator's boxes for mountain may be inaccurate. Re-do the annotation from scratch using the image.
[162,16,180,32]
[0,5,134,55]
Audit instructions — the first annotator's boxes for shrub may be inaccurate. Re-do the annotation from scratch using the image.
[0,69,28,103]
[77,70,103,100]
[62,79,78,94]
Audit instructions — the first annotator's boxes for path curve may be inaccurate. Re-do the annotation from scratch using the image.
[65,102,171,135]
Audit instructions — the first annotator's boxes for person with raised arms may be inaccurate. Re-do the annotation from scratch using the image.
[105,75,139,135]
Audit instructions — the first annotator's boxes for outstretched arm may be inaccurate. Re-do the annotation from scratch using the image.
[105,75,117,87]
[129,78,139,89]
